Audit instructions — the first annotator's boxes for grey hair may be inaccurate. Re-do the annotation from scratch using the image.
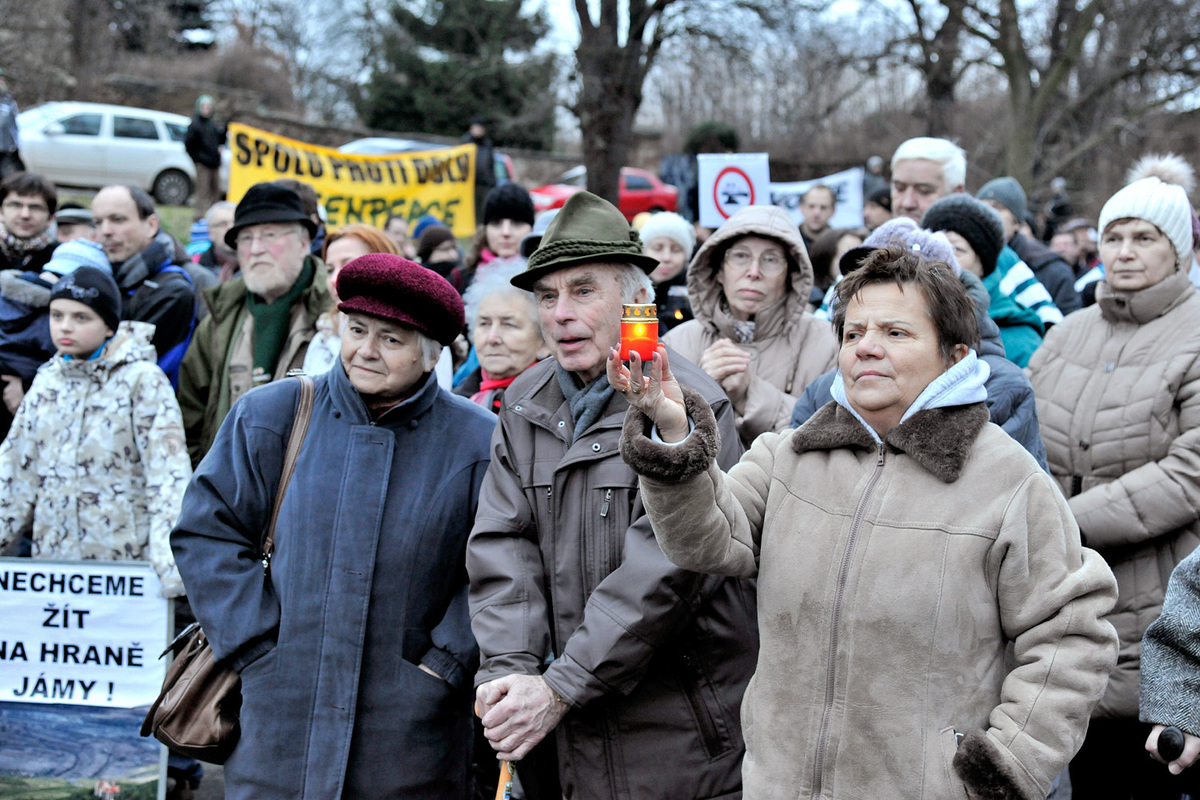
[204,200,235,223]
[618,264,654,303]
[892,137,967,192]
[415,329,443,371]
[462,261,537,338]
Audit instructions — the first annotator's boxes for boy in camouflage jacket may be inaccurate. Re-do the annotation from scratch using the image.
[0,267,189,595]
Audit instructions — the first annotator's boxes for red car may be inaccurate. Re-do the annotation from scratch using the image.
[531,166,678,221]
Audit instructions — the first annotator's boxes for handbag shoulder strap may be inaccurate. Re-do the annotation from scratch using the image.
[261,374,315,566]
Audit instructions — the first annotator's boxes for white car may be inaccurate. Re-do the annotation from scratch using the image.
[17,102,200,206]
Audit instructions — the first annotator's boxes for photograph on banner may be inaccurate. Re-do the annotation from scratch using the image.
[0,559,169,798]
[697,153,771,228]
[227,122,477,237]
[770,167,866,228]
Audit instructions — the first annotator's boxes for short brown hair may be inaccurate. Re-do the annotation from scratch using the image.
[1,172,57,214]
[322,223,399,261]
[832,244,978,362]
[802,184,837,206]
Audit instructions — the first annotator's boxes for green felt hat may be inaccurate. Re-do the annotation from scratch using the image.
[511,191,660,291]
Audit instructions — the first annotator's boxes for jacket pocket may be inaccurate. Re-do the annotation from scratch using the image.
[585,470,636,596]
[679,651,732,761]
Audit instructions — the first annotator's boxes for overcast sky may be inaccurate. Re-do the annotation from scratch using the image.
[543,0,581,53]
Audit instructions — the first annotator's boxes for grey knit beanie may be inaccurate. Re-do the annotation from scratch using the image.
[976,177,1028,223]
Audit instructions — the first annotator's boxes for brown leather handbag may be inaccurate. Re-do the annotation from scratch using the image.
[140,374,315,763]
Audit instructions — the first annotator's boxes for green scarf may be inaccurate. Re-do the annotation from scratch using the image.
[246,257,315,375]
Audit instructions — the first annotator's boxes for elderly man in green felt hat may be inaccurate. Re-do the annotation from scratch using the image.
[466,191,757,799]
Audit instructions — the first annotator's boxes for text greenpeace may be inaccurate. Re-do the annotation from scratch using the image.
[228,122,478,236]
[0,559,168,708]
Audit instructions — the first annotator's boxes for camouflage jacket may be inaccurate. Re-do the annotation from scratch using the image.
[0,321,190,595]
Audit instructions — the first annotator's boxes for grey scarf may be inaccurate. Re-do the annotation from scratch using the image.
[555,364,615,442]
[112,230,177,292]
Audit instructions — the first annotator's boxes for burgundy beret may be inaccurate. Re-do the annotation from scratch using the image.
[336,253,464,346]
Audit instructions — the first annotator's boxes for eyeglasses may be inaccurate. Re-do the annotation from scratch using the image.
[236,227,298,249]
[2,200,49,215]
[724,248,787,277]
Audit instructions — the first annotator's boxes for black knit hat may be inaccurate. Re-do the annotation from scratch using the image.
[417,225,457,264]
[866,185,892,212]
[922,194,1006,277]
[482,183,535,227]
[49,265,121,332]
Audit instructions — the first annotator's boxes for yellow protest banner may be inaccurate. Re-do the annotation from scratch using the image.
[226,123,476,237]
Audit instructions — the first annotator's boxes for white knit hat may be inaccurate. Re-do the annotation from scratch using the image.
[1099,176,1194,269]
[638,211,695,257]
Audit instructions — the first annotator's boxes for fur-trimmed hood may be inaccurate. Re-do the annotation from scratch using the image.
[0,269,51,309]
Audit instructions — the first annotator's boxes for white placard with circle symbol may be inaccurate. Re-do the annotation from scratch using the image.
[698,153,771,228]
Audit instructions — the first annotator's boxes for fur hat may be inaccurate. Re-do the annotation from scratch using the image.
[482,183,535,228]
[1100,154,1196,268]
[839,217,961,277]
[50,265,121,332]
[921,195,1006,277]
[638,211,695,258]
[976,177,1027,223]
[511,192,658,291]
[336,253,464,346]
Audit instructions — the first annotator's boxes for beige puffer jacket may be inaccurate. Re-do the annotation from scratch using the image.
[622,390,1118,800]
[1028,269,1200,719]
[663,205,837,445]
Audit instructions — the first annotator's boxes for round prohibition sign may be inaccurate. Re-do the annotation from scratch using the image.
[713,166,756,219]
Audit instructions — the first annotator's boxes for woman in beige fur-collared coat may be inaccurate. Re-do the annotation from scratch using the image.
[611,246,1118,800]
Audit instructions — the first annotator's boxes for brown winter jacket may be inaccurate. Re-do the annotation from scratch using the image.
[663,206,837,446]
[177,256,331,466]
[467,353,758,800]
[622,389,1118,800]
[1028,269,1200,719]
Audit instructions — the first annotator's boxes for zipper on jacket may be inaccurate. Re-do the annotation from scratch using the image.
[680,652,725,759]
[600,488,612,517]
[810,442,886,800]
[546,486,553,516]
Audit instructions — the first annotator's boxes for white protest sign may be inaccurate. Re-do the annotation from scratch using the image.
[771,167,866,228]
[0,559,168,707]
[698,153,772,228]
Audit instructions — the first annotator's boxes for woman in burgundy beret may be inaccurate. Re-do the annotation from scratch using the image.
[172,254,497,800]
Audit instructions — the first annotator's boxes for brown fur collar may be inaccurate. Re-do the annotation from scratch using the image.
[953,730,1036,800]
[620,385,721,484]
[792,401,990,484]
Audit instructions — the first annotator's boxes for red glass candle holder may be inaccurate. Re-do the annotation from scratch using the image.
[619,303,658,360]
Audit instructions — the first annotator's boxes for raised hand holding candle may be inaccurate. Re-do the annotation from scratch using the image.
[619,303,658,361]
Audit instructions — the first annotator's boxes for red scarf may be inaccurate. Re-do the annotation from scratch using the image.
[472,367,536,412]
